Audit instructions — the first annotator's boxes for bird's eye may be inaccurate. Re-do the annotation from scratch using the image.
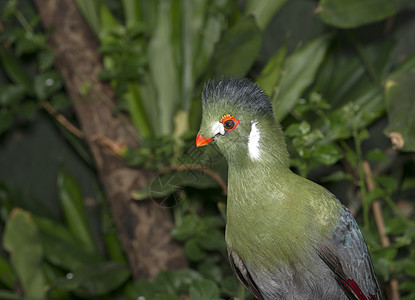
[224,120,235,130]
[220,114,240,131]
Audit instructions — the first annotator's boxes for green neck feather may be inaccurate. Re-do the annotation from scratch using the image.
[224,120,338,267]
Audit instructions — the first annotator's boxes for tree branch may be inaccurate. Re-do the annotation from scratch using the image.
[33,0,187,279]
[159,164,228,195]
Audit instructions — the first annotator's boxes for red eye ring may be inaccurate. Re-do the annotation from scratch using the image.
[220,114,240,131]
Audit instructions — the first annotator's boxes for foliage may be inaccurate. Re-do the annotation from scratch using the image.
[0,0,415,299]
[3,209,45,299]
[384,62,415,151]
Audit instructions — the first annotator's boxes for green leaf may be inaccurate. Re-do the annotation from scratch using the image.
[124,82,152,137]
[172,214,199,240]
[34,216,102,270]
[376,175,398,194]
[312,143,342,165]
[122,0,141,27]
[52,262,130,297]
[154,295,183,300]
[365,148,387,163]
[245,0,288,30]
[152,271,180,295]
[136,73,160,134]
[74,0,100,35]
[198,263,222,282]
[34,71,63,100]
[210,16,262,77]
[37,50,55,72]
[273,35,330,121]
[148,0,179,135]
[0,111,14,135]
[313,39,394,140]
[0,46,32,91]
[316,39,393,109]
[50,93,72,111]
[202,215,225,229]
[99,1,121,35]
[285,123,302,137]
[317,0,411,29]
[0,254,16,289]
[365,188,384,206]
[357,129,370,141]
[401,279,415,293]
[185,238,206,261]
[3,208,46,299]
[125,280,157,300]
[392,52,415,77]
[152,269,203,295]
[0,290,33,300]
[15,33,45,55]
[0,85,26,106]
[103,231,127,264]
[402,178,415,191]
[256,46,287,96]
[404,224,415,240]
[197,230,226,251]
[170,269,204,291]
[181,0,208,112]
[193,0,223,78]
[189,279,220,300]
[377,246,397,261]
[39,231,102,271]
[58,169,96,253]
[298,121,311,135]
[384,72,415,151]
[321,170,352,182]
[385,217,408,235]
[220,275,240,298]
[374,257,389,281]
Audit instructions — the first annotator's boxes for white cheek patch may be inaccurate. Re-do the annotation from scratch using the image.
[248,121,261,160]
[211,121,225,136]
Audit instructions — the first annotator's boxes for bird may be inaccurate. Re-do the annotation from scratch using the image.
[195,78,383,300]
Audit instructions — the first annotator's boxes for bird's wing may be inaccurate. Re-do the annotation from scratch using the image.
[317,204,383,300]
[228,248,264,300]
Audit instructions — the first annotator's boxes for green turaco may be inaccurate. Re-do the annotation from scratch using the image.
[196,78,382,300]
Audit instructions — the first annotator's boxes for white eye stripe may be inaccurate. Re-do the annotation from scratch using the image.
[248,121,260,160]
[211,121,225,136]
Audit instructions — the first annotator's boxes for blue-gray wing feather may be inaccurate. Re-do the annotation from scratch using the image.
[318,203,383,299]
[228,248,264,300]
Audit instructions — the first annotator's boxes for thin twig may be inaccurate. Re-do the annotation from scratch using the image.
[363,161,389,246]
[159,164,227,195]
[95,136,126,155]
[363,161,400,300]
[41,102,84,138]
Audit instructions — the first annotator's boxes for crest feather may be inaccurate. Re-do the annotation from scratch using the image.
[202,78,273,119]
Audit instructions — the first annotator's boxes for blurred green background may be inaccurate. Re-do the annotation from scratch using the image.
[0,0,415,299]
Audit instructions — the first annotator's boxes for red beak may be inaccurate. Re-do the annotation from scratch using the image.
[196,134,214,147]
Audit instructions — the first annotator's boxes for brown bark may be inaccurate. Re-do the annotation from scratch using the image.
[33,0,187,278]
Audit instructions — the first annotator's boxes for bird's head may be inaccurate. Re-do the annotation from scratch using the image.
[196,78,287,165]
